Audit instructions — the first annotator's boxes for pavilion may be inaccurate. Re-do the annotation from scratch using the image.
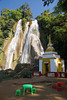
[39,35,65,75]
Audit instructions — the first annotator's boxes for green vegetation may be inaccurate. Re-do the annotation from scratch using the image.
[0,2,33,48]
[42,0,67,13]
[21,70,32,78]
[14,63,24,73]
[36,10,67,69]
[22,18,27,32]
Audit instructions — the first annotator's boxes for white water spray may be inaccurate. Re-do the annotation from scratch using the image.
[5,19,22,69]
[5,19,44,69]
[20,20,44,63]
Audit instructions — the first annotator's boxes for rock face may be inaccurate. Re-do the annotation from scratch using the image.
[4,19,44,70]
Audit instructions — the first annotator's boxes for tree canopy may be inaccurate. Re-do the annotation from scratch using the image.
[36,11,67,66]
[0,2,33,47]
[42,0,67,13]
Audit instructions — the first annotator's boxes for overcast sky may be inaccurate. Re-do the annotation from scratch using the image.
[0,0,58,20]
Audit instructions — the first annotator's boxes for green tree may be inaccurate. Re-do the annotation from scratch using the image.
[19,2,33,20]
[0,16,6,30]
[36,10,53,50]
[1,8,22,21]
[0,2,33,47]
[1,8,11,19]
[20,2,29,11]
[0,30,4,46]
[36,11,67,66]
[42,0,67,13]
[10,9,22,21]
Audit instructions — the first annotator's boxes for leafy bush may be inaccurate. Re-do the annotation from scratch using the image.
[8,71,16,77]
[0,69,15,82]
[21,70,32,78]
[14,63,24,73]
[0,70,7,79]
[5,69,13,74]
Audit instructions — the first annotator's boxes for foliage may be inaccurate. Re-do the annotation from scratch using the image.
[13,56,20,63]
[36,11,67,68]
[42,0,67,13]
[0,2,33,47]
[58,0,67,13]
[22,18,27,32]
[53,0,67,14]
[14,63,24,73]
[21,70,32,78]
[8,71,16,77]
[36,10,52,50]
[19,2,33,20]
[0,69,16,82]
[20,2,29,11]
[0,49,5,65]
[1,8,22,21]
[53,5,63,15]
[0,70,10,81]
[0,70,6,81]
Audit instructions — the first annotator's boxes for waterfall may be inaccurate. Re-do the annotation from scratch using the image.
[5,19,44,69]
[20,22,29,55]
[5,19,22,69]
[20,20,44,63]
[31,33,44,56]
[20,22,30,63]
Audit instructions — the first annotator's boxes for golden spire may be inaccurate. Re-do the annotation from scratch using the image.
[45,34,55,52]
[49,34,52,44]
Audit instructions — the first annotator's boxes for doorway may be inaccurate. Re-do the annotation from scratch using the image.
[44,63,49,74]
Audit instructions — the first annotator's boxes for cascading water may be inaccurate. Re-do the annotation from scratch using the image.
[5,19,44,69]
[20,22,29,56]
[20,24,31,63]
[5,19,22,69]
[20,20,44,63]
[31,33,44,56]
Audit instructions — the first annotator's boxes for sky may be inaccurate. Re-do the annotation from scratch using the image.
[0,0,58,20]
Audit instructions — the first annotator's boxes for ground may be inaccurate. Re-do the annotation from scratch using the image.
[0,76,67,100]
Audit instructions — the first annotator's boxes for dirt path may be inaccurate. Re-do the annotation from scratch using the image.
[0,76,67,100]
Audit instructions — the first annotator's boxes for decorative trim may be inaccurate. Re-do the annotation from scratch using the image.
[48,43,53,46]
[47,47,54,49]
[44,62,49,63]
[44,51,57,54]
[43,54,60,58]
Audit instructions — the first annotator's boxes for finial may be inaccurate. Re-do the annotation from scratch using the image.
[49,34,51,44]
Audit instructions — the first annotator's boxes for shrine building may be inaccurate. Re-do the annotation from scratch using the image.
[39,35,65,75]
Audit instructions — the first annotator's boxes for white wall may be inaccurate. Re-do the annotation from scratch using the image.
[50,59,57,72]
[39,60,42,73]
[62,60,65,72]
